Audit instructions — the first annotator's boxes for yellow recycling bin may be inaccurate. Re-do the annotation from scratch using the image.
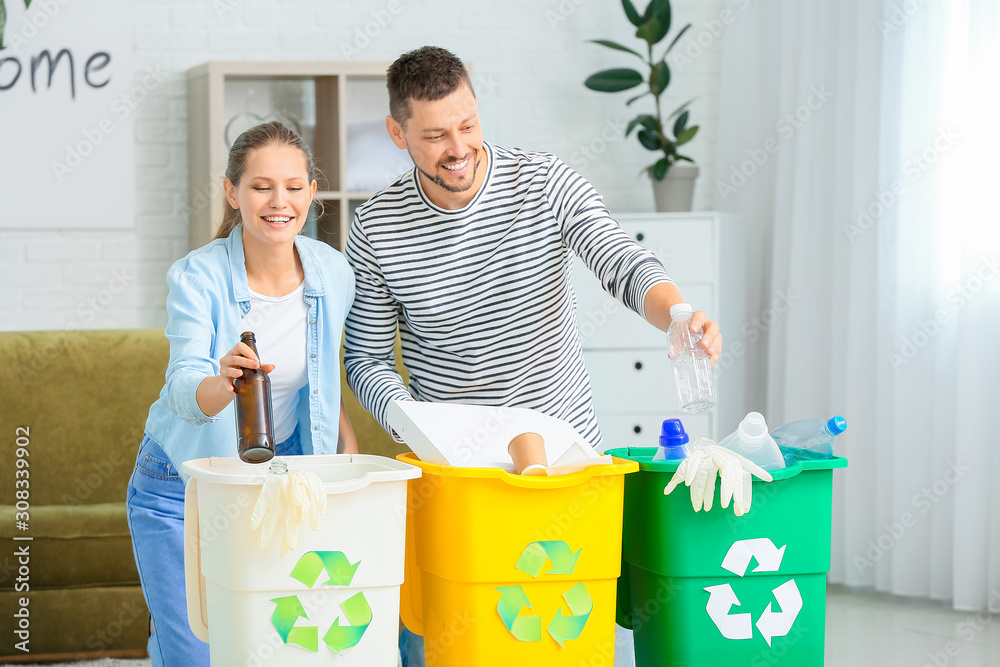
[397,453,638,666]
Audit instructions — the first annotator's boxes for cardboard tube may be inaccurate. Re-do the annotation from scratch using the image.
[508,432,547,475]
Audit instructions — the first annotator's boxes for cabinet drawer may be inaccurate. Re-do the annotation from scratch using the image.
[573,265,714,349]
[585,349,676,413]
[617,219,715,284]
[597,412,715,452]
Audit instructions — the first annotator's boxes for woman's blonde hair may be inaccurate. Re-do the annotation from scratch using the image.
[213,121,321,240]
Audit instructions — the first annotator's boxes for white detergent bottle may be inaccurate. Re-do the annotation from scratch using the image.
[718,412,785,471]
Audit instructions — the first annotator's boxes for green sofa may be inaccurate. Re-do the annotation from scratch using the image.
[0,329,407,660]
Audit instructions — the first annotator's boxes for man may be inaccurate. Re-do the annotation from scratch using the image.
[343,46,721,665]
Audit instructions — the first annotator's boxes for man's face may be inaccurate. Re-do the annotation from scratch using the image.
[386,83,486,208]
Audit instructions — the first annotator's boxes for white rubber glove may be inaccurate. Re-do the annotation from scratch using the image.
[664,439,773,516]
[664,446,716,512]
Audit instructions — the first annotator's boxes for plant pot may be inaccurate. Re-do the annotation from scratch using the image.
[651,163,699,212]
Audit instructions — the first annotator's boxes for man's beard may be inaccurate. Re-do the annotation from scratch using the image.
[417,150,481,193]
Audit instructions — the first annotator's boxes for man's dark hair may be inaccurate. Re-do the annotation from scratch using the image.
[387,46,475,125]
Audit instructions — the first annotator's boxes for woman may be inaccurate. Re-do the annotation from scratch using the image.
[126,121,357,666]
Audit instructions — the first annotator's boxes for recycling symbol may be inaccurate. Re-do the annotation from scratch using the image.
[270,551,372,653]
[495,541,593,647]
[704,538,802,647]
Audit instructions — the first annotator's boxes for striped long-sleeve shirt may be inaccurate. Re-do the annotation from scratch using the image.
[343,142,672,449]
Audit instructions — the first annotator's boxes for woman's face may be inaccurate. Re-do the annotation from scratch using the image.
[224,145,316,249]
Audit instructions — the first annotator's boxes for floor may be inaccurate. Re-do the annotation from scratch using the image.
[825,585,1000,666]
[13,586,1000,666]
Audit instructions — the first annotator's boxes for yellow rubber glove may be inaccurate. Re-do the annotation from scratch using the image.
[250,471,288,549]
[250,466,328,556]
[279,470,328,556]
[302,471,327,531]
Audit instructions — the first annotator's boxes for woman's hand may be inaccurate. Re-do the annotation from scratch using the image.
[219,341,276,392]
[196,342,276,417]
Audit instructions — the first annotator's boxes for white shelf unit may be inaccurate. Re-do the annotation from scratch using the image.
[573,212,748,449]
[186,61,396,250]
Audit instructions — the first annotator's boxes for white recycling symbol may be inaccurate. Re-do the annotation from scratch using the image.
[703,538,802,646]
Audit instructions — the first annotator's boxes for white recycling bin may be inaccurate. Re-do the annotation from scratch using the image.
[182,454,420,666]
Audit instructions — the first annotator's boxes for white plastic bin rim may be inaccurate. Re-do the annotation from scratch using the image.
[181,454,421,494]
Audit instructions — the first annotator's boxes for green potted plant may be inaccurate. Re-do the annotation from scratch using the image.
[584,0,699,212]
[0,0,32,50]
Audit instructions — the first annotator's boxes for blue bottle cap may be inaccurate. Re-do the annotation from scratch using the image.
[660,419,690,447]
[827,416,847,435]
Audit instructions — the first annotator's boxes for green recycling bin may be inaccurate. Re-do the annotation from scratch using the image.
[606,447,847,666]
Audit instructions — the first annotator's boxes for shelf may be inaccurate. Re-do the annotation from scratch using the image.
[186,61,398,251]
[187,62,392,78]
[315,191,378,201]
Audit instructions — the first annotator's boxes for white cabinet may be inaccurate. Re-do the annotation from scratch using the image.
[573,212,747,450]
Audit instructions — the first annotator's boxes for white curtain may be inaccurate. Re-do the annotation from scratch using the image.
[715,0,1000,610]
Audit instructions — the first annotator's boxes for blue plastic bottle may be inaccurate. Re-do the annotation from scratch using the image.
[652,419,691,461]
[771,416,847,467]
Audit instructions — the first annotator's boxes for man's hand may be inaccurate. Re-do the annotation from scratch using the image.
[690,310,722,366]
[642,283,723,366]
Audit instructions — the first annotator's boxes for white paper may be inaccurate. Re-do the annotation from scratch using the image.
[387,401,608,471]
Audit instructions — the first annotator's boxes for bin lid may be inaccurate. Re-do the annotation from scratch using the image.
[182,454,421,494]
[396,452,637,489]
[605,447,847,480]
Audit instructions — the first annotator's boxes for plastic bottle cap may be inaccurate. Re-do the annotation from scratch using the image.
[669,303,693,320]
[659,418,690,447]
[737,412,769,445]
[827,416,847,435]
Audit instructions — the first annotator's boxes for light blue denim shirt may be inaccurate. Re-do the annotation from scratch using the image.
[143,225,355,482]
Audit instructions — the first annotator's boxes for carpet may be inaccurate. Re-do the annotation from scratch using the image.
[15,653,405,666]
[14,661,150,667]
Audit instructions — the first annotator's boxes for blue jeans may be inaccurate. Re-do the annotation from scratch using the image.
[399,626,425,666]
[126,432,301,667]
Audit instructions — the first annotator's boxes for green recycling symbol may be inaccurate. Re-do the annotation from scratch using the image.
[495,541,593,647]
[270,551,372,653]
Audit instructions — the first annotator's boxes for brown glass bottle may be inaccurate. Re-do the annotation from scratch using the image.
[233,331,275,463]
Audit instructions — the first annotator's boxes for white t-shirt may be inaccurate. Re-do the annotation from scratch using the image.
[240,282,309,444]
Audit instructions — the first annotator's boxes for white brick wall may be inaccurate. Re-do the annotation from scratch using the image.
[1,0,723,333]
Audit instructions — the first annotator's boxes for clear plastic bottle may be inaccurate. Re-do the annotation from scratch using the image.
[666,303,716,414]
[652,418,691,461]
[718,412,785,470]
[771,416,847,467]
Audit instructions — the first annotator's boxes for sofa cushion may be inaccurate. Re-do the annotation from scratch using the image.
[0,503,138,590]
[2,329,166,507]
[1,586,148,656]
